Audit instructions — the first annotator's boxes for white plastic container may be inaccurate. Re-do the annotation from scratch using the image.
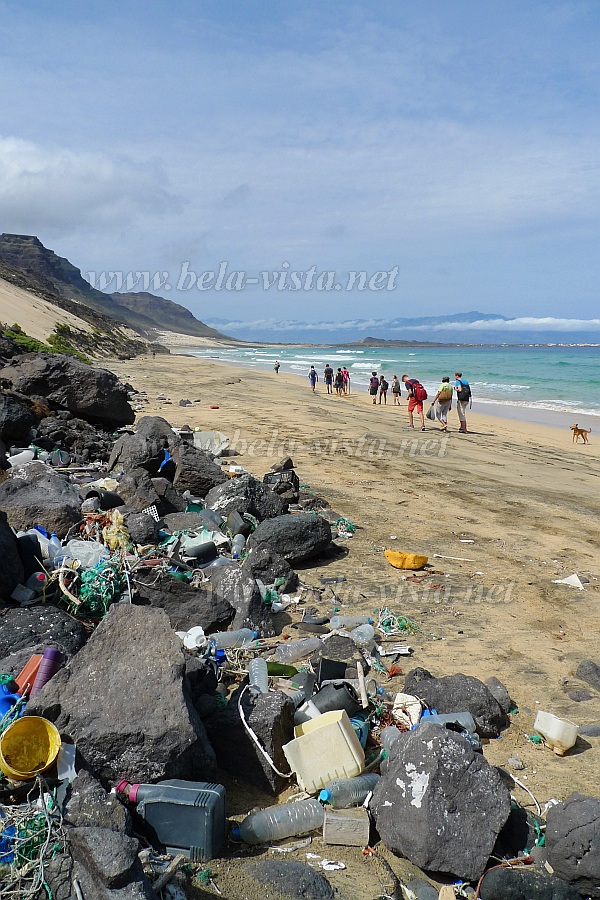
[283,709,365,793]
[533,711,579,756]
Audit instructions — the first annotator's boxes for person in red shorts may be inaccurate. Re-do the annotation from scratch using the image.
[402,374,426,430]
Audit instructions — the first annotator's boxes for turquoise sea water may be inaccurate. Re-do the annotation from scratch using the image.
[181,344,600,420]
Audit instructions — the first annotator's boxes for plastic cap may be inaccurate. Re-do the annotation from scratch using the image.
[230,824,241,841]
[318,790,332,804]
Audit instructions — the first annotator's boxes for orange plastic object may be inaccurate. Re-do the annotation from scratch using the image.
[209,405,220,409]
[15,654,43,696]
[384,550,428,570]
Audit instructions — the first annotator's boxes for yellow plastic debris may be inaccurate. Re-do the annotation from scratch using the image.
[384,550,428,570]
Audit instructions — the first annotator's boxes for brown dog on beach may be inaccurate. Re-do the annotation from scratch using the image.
[571,424,591,443]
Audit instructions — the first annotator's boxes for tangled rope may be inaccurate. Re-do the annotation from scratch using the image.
[376,607,442,641]
[0,777,66,899]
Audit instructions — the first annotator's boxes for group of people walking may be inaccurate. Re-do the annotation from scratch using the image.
[296,362,472,433]
[309,364,351,395]
[369,371,472,433]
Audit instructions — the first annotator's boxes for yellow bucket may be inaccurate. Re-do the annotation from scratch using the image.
[0,716,61,780]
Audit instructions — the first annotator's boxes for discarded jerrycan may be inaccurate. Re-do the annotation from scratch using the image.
[116,779,226,861]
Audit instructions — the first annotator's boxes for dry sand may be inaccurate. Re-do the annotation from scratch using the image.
[0,275,94,341]
[103,351,599,899]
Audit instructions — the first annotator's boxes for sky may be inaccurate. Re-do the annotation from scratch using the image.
[1,0,599,330]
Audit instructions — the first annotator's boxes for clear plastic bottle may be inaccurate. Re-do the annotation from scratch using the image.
[275,637,323,664]
[329,615,373,630]
[248,657,269,694]
[231,534,246,559]
[379,725,402,752]
[349,623,375,649]
[209,628,257,650]
[318,773,380,808]
[235,799,324,845]
[48,533,63,563]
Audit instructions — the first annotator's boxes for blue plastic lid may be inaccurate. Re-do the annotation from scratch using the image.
[318,790,332,804]
[230,824,241,841]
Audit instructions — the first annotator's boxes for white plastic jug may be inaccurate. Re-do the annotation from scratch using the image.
[534,711,579,756]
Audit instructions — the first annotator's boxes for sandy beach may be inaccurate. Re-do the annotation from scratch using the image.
[103,348,599,895]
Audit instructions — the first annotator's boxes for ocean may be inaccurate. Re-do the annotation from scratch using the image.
[178,344,600,422]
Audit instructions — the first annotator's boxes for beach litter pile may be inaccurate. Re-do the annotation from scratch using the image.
[0,349,598,899]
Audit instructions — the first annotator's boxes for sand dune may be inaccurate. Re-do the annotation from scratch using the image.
[0,275,93,341]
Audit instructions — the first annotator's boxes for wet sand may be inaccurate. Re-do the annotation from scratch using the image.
[106,351,600,898]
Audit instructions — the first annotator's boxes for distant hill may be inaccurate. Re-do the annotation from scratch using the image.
[111,291,231,340]
[0,234,234,342]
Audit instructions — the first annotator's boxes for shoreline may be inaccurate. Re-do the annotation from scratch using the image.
[164,340,596,432]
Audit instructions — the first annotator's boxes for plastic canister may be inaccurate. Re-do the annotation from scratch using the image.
[7,449,35,468]
[310,681,362,718]
[117,779,226,861]
[0,684,22,720]
[30,648,63,697]
[283,709,365,793]
[533,711,579,756]
[84,489,125,511]
[24,572,48,593]
[182,538,218,565]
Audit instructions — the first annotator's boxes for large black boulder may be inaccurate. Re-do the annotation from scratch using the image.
[204,565,275,636]
[205,474,286,521]
[0,460,83,536]
[205,687,295,793]
[133,569,233,633]
[242,860,334,900]
[108,416,175,475]
[0,353,134,426]
[246,513,332,564]
[479,866,581,899]
[171,444,227,497]
[0,391,36,443]
[371,722,511,881]
[242,545,299,593]
[26,604,217,786]
[0,604,88,676]
[546,793,600,898]
[0,508,24,599]
[403,667,508,737]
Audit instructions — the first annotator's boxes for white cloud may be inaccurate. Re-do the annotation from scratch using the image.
[207,316,600,334]
[0,137,179,234]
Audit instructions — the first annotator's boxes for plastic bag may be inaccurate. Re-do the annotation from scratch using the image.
[65,540,109,568]
[426,405,436,421]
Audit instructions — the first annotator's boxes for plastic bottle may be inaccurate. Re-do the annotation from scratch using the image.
[235,799,324,845]
[329,615,373,630]
[204,556,237,569]
[275,637,323,664]
[29,648,63,697]
[48,533,63,563]
[379,725,402,752]
[318,773,380,808]
[24,572,48,593]
[349,623,375,649]
[209,628,257,650]
[420,711,476,732]
[231,534,246,559]
[248,657,269,694]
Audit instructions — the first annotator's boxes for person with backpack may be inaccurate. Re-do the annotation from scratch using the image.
[334,367,344,396]
[391,375,401,405]
[308,365,318,392]
[402,374,427,430]
[454,371,472,433]
[368,372,380,404]
[430,376,453,432]
[378,375,389,405]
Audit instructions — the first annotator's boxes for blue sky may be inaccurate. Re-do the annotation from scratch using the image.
[1,0,599,328]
